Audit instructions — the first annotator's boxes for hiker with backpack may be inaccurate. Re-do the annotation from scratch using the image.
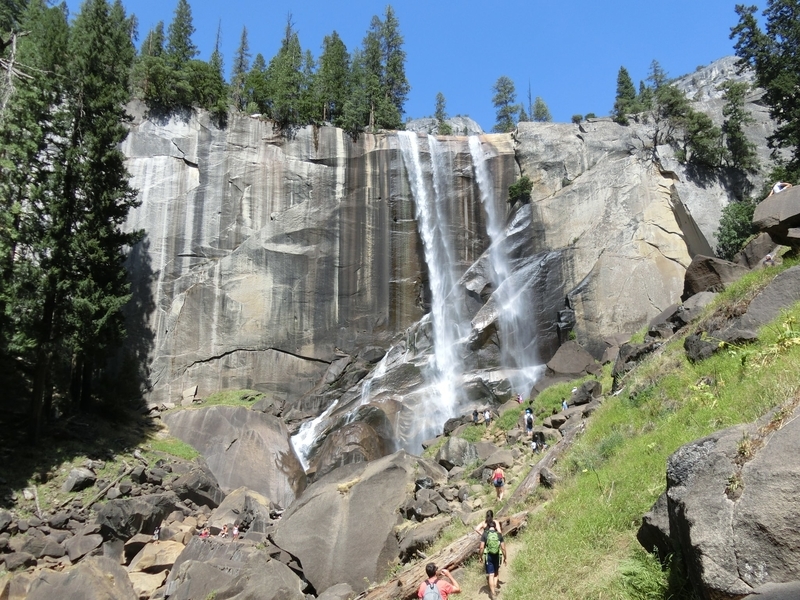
[524,408,534,438]
[474,509,502,535]
[479,516,507,599]
[417,562,461,599]
[490,466,505,501]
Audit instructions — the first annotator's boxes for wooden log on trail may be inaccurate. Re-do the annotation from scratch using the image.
[356,511,527,600]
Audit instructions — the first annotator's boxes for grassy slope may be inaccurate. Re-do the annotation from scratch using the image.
[497,259,800,600]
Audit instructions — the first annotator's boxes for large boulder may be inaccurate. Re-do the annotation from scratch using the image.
[272,451,447,593]
[128,540,185,573]
[546,341,599,376]
[752,185,800,246]
[164,405,306,508]
[95,492,182,540]
[682,255,748,301]
[308,416,393,480]
[26,556,137,600]
[170,464,226,509]
[208,487,273,534]
[435,437,479,470]
[165,537,305,600]
[642,404,800,598]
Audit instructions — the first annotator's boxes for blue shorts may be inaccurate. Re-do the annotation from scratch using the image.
[485,553,501,574]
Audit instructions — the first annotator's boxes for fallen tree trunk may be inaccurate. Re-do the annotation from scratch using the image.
[497,422,582,518]
[357,511,528,600]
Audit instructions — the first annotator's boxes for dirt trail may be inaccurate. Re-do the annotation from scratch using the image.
[454,537,521,600]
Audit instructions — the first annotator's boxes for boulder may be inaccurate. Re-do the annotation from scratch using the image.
[0,510,12,533]
[682,255,748,301]
[171,465,226,509]
[397,515,451,561]
[26,556,137,600]
[730,266,800,333]
[165,541,305,600]
[309,416,393,480]
[684,334,720,363]
[64,533,103,562]
[61,467,97,493]
[435,437,479,470]
[163,405,306,508]
[128,571,167,599]
[752,185,800,246]
[2,552,36,571]
[734,232,781,269]
[272,451,447,593]
[645,405,800,598]
[95,492,182,540]
[208,487,272,534]
[570,379,602,406]
[546,341,599,376]
[128,540,185,573]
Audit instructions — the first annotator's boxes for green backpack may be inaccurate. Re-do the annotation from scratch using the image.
[485,528,501,555]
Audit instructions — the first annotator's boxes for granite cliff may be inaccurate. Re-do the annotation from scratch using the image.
[121,57,774,458]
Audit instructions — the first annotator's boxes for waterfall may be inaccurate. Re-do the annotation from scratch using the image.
[397,131,468,439]
[469,136,543,394]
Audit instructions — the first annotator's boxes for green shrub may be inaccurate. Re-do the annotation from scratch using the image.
[715,199,756,260]
[508,175,533,204]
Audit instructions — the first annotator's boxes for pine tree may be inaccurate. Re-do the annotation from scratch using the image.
[340,48,370,137]
[266,16,304,131]
[532,96,551,122]
[244,52,268,114]
[0,0,69,367]
[379,5,409,129]
[190,25,227,123]
[434,92,452,134]
[362,16,383,131]
[317,31,350,125]
[230,26,250,111]
[732,1,800,179]
[492,75,517,133]
[613,66,638,124]
[59,0,141,413]
[162,0,197,108]
[720,80,758,171]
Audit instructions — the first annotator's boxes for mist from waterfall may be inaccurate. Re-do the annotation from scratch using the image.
[469,136,542,394]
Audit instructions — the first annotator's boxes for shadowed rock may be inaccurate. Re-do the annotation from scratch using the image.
[753,186,800,246]
[682,255,748,301]
[164,405,306,508]
[272,451,447,594]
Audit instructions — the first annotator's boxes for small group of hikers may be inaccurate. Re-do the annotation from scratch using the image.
[418,510,507,599]
[473,408,493,427]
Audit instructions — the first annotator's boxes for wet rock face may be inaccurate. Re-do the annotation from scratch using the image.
[122,107,510,407]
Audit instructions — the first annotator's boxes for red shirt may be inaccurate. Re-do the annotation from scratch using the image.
[417,578,455,599]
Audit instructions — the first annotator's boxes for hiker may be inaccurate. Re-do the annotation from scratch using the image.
[490,466,505,501]
[479,517,507,599]
[516,394,523,404]
[219,524,229,538]
[474,509,502,535]
[199,527,210,539]
[562,398,569,411]
[483,409,492,427]
[232,524,239,540]
[524,408,534,438]
[473,409,480,426]
[417,562,461,599]
[152,523,161,544]
[764,254,776,267]
[769,181,792,196]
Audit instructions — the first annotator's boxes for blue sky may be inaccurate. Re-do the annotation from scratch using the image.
[70,0,751,131]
